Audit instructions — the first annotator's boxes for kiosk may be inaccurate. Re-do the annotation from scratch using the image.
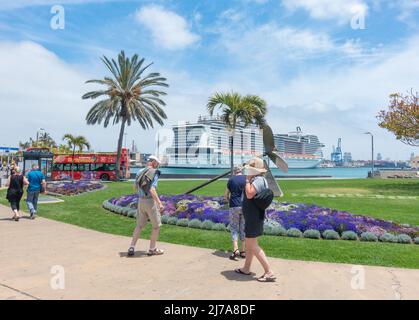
[22,148,54,180]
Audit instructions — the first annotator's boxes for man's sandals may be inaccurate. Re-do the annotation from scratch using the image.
[230,250,246,261]
[147,248,164,256]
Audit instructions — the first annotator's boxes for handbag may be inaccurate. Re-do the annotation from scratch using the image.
[253,178,274,213]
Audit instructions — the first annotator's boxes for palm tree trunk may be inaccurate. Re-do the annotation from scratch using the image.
[71,146,75,183]
[115,117,127,180]
[230,134,234,176]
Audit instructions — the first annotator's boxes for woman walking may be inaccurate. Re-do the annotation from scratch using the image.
[235,157,276,282]
[5,167,29,221]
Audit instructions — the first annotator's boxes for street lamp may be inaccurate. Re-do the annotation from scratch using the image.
[36,128,45,144]
[364,132,374,177]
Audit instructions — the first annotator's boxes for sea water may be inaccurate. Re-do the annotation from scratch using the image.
[130,167,371,179]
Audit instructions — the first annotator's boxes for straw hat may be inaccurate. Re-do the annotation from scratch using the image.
[244,157,267,175]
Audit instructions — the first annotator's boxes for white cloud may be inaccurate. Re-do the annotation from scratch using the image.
[282,0,368,24]
[135,5,200,50]
[218,22,370,65]
[0,41,124,152]
[0,41,207,154]
[394,0,419,24]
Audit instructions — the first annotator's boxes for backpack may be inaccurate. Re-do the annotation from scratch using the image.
[135,167,157,196]
[253,178,274,212]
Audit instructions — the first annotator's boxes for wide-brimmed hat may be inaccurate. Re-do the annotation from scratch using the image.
[147,155,161,165]
[244,157,267,175]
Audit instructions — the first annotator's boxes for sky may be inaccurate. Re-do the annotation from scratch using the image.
[0,0,418,160]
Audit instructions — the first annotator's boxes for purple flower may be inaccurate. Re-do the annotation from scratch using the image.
[105,193,419,237]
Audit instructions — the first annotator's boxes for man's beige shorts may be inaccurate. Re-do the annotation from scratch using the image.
[137,197,162,229]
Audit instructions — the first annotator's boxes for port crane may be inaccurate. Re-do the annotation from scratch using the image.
[331,138,343,166]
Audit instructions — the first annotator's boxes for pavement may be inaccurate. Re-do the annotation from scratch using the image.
[1,204,419,300]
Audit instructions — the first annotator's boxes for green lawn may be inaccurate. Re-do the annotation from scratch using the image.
[1,179,418,269]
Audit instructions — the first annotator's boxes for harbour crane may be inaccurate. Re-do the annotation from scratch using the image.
[331,138,343,166]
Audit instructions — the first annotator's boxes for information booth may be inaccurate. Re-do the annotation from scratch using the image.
[22,148,54,180]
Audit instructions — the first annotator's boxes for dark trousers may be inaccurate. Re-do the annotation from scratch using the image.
[10,201,20,211]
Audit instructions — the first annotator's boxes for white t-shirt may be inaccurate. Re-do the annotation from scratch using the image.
[252,176,268,194]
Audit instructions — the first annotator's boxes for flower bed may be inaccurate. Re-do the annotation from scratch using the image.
[47,181,105,196]
[103,194,419,243]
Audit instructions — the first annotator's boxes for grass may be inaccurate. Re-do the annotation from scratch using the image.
[1,179,418,269]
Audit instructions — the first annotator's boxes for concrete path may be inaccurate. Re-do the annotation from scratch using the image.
[1,204,418,300]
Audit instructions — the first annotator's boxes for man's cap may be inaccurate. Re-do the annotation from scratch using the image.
[233,165,243,174]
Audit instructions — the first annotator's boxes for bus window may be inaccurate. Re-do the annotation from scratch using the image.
[63,164,72,171]
[53,163,64,171]
[78,164,90,171]
[91,164,104,171]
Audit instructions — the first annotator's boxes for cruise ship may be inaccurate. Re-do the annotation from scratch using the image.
[273,127,325,169]
[164,117,324,169]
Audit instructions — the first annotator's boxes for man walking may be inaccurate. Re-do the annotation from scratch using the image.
[225,166,246,260]
[26,164,46,219]
[128,155,165,257]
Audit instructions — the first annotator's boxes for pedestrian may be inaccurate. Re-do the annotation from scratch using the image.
[127,155,165,257]
[6,167,29,221]
[26,164,46,219]
[235,157,276,282]
[224,166,246,261]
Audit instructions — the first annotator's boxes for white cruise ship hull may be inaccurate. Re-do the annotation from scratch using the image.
[166,157,323,169]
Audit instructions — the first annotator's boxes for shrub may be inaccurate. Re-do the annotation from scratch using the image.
[323,230,340,240]
[212,223,227,232]
[414,237,419,245]
[176,218,190,227]
[188,219,203,229]
[397,234,412,244]
[277,226,288,236]
[264,225,276,235]
[286,228,303,238]
[379,233,398,243]
[102,201,111,210]
[167,217,178,225]
[161,215,170,224]
[265,225,287,236]
[341,231,358,241]
[303,229,321,239]
[128,210,137,218]
[360,232,378,242]
[202,220,215,230]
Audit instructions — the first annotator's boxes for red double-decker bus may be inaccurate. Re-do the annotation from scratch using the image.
[52,148,130,181]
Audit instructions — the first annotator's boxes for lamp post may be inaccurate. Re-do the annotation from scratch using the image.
[364,132,374,177]
[36,128,45,145]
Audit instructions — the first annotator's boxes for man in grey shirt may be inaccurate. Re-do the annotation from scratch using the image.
[127,156,165,257]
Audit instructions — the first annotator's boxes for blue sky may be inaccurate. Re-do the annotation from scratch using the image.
[0,0,418,160]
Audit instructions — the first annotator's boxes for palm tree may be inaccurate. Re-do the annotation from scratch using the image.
[207,92,267,174]
[82,50,169,180]
[62,134,90,182]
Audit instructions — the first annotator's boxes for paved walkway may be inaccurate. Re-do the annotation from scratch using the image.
[1,204,418,300]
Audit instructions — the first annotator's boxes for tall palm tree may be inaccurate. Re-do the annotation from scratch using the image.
[63,134,90,182]
[82,50,169,180]
[207,92,267,174]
